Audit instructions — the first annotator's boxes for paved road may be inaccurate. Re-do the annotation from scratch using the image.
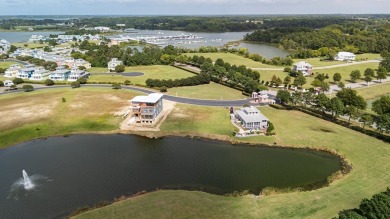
[0,84,255,107]
[327,76,390,94]
[251,60,380,71]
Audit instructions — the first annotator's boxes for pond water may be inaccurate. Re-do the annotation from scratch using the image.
[0,31,64,43]
[0,134,341,219]
[1,30,289,58]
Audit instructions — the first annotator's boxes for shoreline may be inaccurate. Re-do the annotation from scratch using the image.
[0,129,352,216]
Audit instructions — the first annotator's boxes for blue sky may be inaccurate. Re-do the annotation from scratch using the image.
[1,0,389,15]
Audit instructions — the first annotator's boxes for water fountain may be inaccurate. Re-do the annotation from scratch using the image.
[22,170,34,190]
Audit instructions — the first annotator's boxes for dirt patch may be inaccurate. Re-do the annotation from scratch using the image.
[120,100,176,131]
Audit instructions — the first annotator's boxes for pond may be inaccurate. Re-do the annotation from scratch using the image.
[0,134,341,218]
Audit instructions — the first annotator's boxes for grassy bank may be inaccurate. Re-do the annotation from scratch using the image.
[356,82,390,100]
[74,104,390,219]
[0,87,141,148]
[0,61,18,69]
[166,82,246,100]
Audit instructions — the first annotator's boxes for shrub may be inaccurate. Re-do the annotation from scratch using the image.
[12,78,24,85]
[62,97,66,103]
[112,83,121,89]
[44,79,54,86]
[124,80,132,85]
[160,86,167,92]
[115,64,125,73]
[284,67,291,72]
[71,81,80,88]
[77,78,87,84]
[22,85,34,92]
[0,80,3,87]
[266,122,275,133]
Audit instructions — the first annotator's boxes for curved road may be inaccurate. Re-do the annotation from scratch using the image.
[0,84,256,107]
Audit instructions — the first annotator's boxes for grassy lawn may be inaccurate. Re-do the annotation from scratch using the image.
[12,42,49,49]
[259,62,379,88]
[0,87,141,148]
[89,65,194,85]
[356,82,390,100]
[0,61,18,69]
[74,105,390,219]
[88,67,108,73]
[355,53,382,60]
[294,58,345,67]
[166,82,246,100]
[185,52,282,69]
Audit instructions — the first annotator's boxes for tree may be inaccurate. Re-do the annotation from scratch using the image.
[376,66,387,82]
[124,80,132,85]
[0,80,3,87]
[315,93,330,112]
[376,114,390,133]
[311,79,322,89]
[276,90,291,105]
[12,78,24,85]
[43,46,52,52]
[333,73,342,83]
[112,83,121,89]
[320,81,330,93]
[338,82,345,89]
[266,122,274,133]
[364,68,375,77]
[327,97,344,117]
[22,85,34,92]
[359,114,373,129]
[283,76,291,86]
[372,96,390,115]
[350,70,361,82]
[115,64,125,73]
[293,72,307,88]
[344,106,358,123]
[283,67,291,72]
[44,79,54,86]
[364,74,372,86]
[71,81,80,88]
[77,78,87,84]
[336,88,367,110]
[315,73,326,82]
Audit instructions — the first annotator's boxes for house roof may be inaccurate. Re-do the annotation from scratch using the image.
[131,93,164,103]
[294,61,312,68]
[336,52,355,56]
[235,106,269,123]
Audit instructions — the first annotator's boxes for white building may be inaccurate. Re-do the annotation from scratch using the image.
[130,93,164,124]
[107,58,123,71]
[334,52,356,61]
[4,64,21,78]
[234,106,269,130]
[50,66,71,81]
[68,68,90,81]
[0,39,10,54]
[4,80,14,87]
[30,67,50,81]
[293,61,313,76]
[17,64,36,79]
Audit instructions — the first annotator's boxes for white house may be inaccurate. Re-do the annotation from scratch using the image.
[17,64,36,79]
[107,58,123,71]
[129,93,164,124]
[293,61,313,76]
[4,80,14,87]
[30,67,50,81]
[50,66,71,81]
[334,52,356,61]
[68,68,90,81]
[4,64,21,78]
[252,91,276,105]
[234,106,269,130]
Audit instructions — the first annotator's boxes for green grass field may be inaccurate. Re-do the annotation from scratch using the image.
[356,82,390,100]
[259,62,380,88]
[74,105,390,219]
[0,61,18,69]
[185,53,282,68]
[166,82,246,100]
[0,87,141,148]
[12,42,49,49]
[89,65,194,85]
